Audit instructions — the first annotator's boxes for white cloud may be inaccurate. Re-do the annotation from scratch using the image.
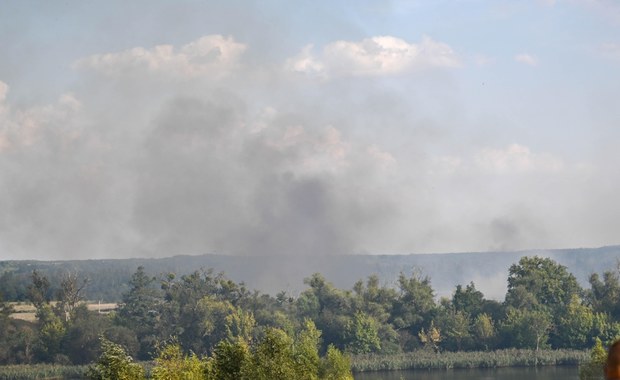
[73,35,246,78]
[515,53,538,66]
[285,45,325,76]
[286,35,461,77]
[0,86,81,152]
[474,144,563,174]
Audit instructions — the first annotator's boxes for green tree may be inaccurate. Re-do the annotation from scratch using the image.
[319,345,354,380]
[293,320,321,380]
[296,274,353,351]
[242,328,297,380]
[345,312,381,354]
[555,294,595,349]
[500,308,552,351]
[62,304,112,364]
[34,303,66,362]
[392,271,435,330]
[588,270,620,319]
[116,266,160,360]
[579,337,606,380]
[151,342,205,380]
[472,313,495,350]
[87,337,145,380]
[506,256,581,313]
[27,270,50,310]
[452,282,485,317]
[439,310,471,351]
[211,339,251,380]
[0,292,19,364]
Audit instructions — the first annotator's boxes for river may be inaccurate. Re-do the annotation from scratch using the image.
[354,365,580,379]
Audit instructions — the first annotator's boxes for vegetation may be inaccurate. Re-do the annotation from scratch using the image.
[2,254,620,376]
[351,348,587,372]
[579,338,607,380]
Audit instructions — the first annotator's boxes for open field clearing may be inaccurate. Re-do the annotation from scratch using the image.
[8,302,117,321]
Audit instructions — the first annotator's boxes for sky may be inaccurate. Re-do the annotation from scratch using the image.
[1,0,619,261]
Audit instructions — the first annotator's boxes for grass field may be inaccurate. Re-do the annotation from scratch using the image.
[8,302,117,322]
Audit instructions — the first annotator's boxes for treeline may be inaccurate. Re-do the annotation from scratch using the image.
[1,256,620,367]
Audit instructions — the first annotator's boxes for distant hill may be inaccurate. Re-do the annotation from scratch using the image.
[1,246,620,302]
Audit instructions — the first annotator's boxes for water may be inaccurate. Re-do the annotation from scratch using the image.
[354,365,580,380]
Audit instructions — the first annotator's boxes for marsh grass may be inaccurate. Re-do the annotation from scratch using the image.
[351,349,589,372]
[0,364,88,379]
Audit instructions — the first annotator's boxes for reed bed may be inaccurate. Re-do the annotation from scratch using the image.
[0,364,88,379]
[351,349,589,373]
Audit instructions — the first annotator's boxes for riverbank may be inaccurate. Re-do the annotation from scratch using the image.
[0,349,588,379]
[351,348,588,372]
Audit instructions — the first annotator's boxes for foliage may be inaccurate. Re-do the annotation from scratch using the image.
[345,312,381,354]
[0,363,89,379]
[351,348,588,372]
[210,338,251,380]
[116,266,160,360]
[499,308,552,351]
[418,321,442,352]
[320,345,354,380]
[579,338,607,380]
[2,254,620,371]
[506,256,580,313]
[151,342,205,380]
[86,337,145,380]
[472,313,495,350]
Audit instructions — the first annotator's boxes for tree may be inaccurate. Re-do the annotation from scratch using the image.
[62,304,111,364]
[27,270,50,310]
[34,303,66,362]
[242,328,297,380]
[588,270,620,319]
[151,342,205,380]
[211,338,251,380]
[391,270,436,350]
[418,321,442,352]
[319,345,353,380]
[472,313,495,350]
[293,320,321,380]
[555,294,595,349]
[392,271,435,331]
[452,282,485,317]
[116,266,160,360]
[579,337,606,380]
[500,308,552,351]
[438,310,471,351]
[56,272,89,322]
[506,256,581,313]
[87,337,145,380]
[0,292,18,363]
[345,312,381,354]
[296,274,353,351]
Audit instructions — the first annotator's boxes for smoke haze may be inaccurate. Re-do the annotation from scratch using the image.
[1,1,620,260]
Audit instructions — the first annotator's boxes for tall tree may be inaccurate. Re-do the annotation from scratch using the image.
[505,256,581,313]
[588,270,620,319]
[452,282,485,317]
[116,266,160,360]
[391,271,435,331]
[472,313,495,351]
[56,272,89,322]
